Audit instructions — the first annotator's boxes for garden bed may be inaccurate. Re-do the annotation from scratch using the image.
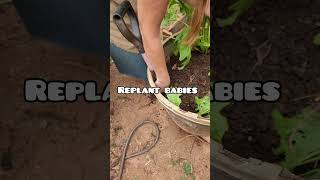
[213,0,320,178]
[168,52,210,113]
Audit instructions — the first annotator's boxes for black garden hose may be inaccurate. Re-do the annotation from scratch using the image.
[118,120,160,180]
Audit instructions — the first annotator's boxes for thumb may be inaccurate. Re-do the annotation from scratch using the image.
[155,78,170,90]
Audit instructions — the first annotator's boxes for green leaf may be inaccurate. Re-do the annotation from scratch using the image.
[169,5,210,70]
[195,96,210,116]
[211,102,230,142]
[195,17,210,54]
[183,162,193,175]
[161,3,180,28]
[161,0,192,28]
[217,13,239,28]
[166,93,182,107]
[172,26,193,70]
[300,168,320,179]
[217,0,254,28]
[273,108,320,178]
[179,45,192,61]
[175,0,192,18]
[313,33,320,46]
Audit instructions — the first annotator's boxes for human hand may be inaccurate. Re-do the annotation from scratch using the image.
[155,71,170,89]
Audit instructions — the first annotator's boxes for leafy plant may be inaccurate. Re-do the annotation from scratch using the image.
[161,3,181,28]
[272,108,320,179]
[195,95,210,116]
[161,0,192,29]
[174,17,210,70]
[161,0,210,70]
[174,27,193,70]
[194,17,210,54]
[313,33,320,46]
[161,0,190,28]
[217,0,255,28]
[167,93,182,107]
[183,162,193,176]
[211,102,230,143]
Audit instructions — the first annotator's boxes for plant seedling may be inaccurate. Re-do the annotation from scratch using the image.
[162,0,210,70]
[174,17,210,70]
[195,95,210,116]
[182,162,196,179]
[161,0,182,28]
[173,26,192,70]
[273,108,320,179]
[211,102,230,143]
[217,0,254,28]
[183,162,193,175]
[313,33,320,46]
[167,93,182,107]
[195,17,210,54]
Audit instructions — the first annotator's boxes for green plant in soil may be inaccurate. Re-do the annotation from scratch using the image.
[313,33,320,46]
[167,93,182,107]
[210,81,230,142]
[183,162,193,176]
[211,0,254,141]
[195,95,210,116]
[273,108,320,179]
[162,0,210,70]
[215,1,320,178]
[217,0,255,28]
[211,101,230,143]
[172,159,196,180]
[162,0,210,115]
[161,0,193,28]
[182,162,196,180]
[173,17,210,70]
[174,27,192,69]
[161,0,187,28]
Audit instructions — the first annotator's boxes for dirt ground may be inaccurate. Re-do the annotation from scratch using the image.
[213,0,320,163]
[0,4,108,180]
[110,64,210,180]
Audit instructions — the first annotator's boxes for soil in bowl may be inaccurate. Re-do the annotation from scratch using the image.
[167,52,210,113]
[213,0,320,164]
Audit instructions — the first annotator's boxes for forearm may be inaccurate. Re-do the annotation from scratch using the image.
[137,0,170,86]
[142,33,169,82]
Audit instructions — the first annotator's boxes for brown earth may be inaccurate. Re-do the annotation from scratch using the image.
[213,0,320,163]
[0,4,108,180]
[110,64,209,180]
[168,53,210,113]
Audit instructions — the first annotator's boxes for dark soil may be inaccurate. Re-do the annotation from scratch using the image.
[168,52,210,113]
[0,4,108,180]
[213,0,320,162]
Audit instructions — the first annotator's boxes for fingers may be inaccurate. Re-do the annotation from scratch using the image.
[155,72,170,90]
[155,80,170,92]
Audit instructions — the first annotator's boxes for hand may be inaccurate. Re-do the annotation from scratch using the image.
[143,54,170,89]
[155,71,170,89]
[138,0,170,89]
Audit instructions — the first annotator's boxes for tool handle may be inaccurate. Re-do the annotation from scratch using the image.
[113,1,144,53]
